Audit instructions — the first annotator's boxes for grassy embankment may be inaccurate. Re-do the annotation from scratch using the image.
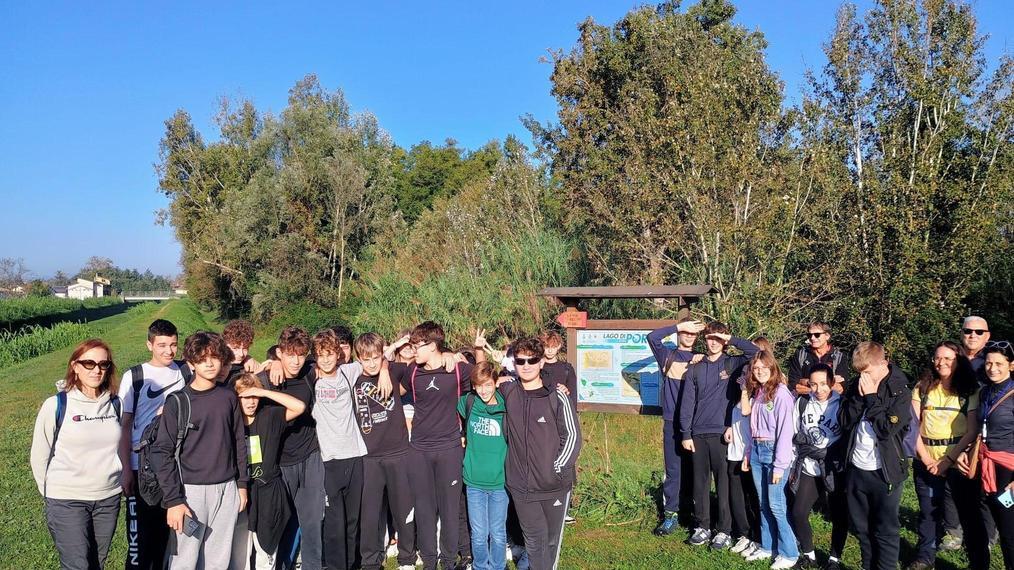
[0,300,1000,568]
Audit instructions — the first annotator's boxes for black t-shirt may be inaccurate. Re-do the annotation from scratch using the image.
[541,361,578,407]
[246,404,288,483]
[354,371,409,457]
[396,361,473,451]
[220,363,245,389]
[259,369,318,466]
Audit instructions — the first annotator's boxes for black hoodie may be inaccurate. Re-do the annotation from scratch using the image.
[500,380,582,501]
[839,363,911,485]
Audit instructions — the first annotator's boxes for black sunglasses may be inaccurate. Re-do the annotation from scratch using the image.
[76,359,113,371]
[514,357,541,366]
[807,332,827,338]
[962,328,988,336]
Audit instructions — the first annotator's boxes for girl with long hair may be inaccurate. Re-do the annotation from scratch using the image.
[742,350,798,569]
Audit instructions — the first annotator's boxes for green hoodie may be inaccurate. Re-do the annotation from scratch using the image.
[457,392,507,490]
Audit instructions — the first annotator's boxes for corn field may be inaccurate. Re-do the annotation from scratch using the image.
[0,296,121,325]
[0,323,96,369]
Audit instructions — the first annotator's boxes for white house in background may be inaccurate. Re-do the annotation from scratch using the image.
[66,276,111,299]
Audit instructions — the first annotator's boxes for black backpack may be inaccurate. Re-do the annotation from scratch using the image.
[134,391,191,507]
[129,361,192,431]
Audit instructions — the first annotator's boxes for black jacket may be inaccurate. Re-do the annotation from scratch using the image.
[788,345,851,391]
[839,363,911,485]
[500,380,582,501]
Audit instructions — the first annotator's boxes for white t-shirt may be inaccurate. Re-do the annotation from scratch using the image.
[727,402,750,461]
[117,362,186,469]
[850,413,882,471]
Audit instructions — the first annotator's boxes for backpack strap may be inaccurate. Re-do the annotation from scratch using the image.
[831,350,843,376]
[169,391,192,486]
[797,347,808,369]
[796,394,808,420]
[465,392,476,423]
[130,364,144,429]
[175,360,193,384]
[110,395,122,421]
[44,390,69,496]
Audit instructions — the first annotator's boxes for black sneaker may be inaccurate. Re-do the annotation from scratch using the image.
[653,512,679,536]
[905,561,932,570]
[797,556,819,569]
[687,527,711,546]
[824,559,841,570]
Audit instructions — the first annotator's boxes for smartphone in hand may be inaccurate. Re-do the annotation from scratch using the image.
[998,488,1014,509]
[182,515,206,539]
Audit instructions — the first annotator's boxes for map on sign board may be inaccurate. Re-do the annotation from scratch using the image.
[575,329,662,408]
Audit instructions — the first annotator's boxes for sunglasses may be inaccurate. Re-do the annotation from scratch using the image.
[807,332,827,338]
[514,357,541,366]
[76,359,113,371]
[987,340,1012,350]
[963,328,989,336]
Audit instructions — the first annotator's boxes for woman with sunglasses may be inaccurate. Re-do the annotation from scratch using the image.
[31,339,123,570]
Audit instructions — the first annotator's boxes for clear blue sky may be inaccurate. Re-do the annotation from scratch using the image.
[1,0,1010,279]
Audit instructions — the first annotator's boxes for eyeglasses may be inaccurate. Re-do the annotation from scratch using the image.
[76,360,113,371]
[411,341,432,351]
[807,332,827,338]
[963,328,989,336]
[514,357,541,366]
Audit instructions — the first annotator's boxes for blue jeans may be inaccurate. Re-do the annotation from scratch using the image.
[750,440,798,559]
[466,486,509,570]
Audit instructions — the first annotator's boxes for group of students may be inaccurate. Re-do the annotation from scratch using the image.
[649,316,1014,570]
[30,318,581,570]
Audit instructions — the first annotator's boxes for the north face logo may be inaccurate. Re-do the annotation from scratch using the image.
[537,416,546,423]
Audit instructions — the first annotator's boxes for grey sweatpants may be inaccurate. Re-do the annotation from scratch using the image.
[169,480,240,570]
[45,493,121,570]
[280,450,326,570]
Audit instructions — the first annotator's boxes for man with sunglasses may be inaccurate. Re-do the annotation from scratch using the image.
[788,322,851,395]
[647,317,704,536]
[960,316,991,379]
[498,337,582,570]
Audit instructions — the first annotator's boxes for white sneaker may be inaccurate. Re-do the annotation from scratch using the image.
[398,566,415,570]
[770,556,798,569]
[745,548,772,562]
[730,536,753,554]
[740,542,759,558]
[387,542,399,558]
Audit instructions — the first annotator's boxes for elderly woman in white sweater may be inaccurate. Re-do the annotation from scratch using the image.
[31,338,123,570]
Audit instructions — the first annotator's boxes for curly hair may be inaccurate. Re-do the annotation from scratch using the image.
[277,326,312,356]
[745,350,787,403]
[182,331,232,366]
[222,319,255,348]
[312,329,343,361]
[512,337,545,360]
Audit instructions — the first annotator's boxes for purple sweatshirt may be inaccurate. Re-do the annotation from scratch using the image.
[745,383,796,476]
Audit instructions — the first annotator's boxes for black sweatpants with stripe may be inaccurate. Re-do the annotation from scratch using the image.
[411,445,465,570]
[512,489,571,570]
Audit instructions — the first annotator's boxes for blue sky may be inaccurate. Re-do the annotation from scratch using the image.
[1,1,1011,279]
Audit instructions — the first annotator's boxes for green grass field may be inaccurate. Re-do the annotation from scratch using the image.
[0,299,1003,568]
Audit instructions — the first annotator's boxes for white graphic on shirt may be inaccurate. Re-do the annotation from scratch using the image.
[537,416,546,423]
[426,378,439,391]
[469,416,502,437]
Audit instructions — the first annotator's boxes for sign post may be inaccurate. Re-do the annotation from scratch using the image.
[538,285,715,415]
